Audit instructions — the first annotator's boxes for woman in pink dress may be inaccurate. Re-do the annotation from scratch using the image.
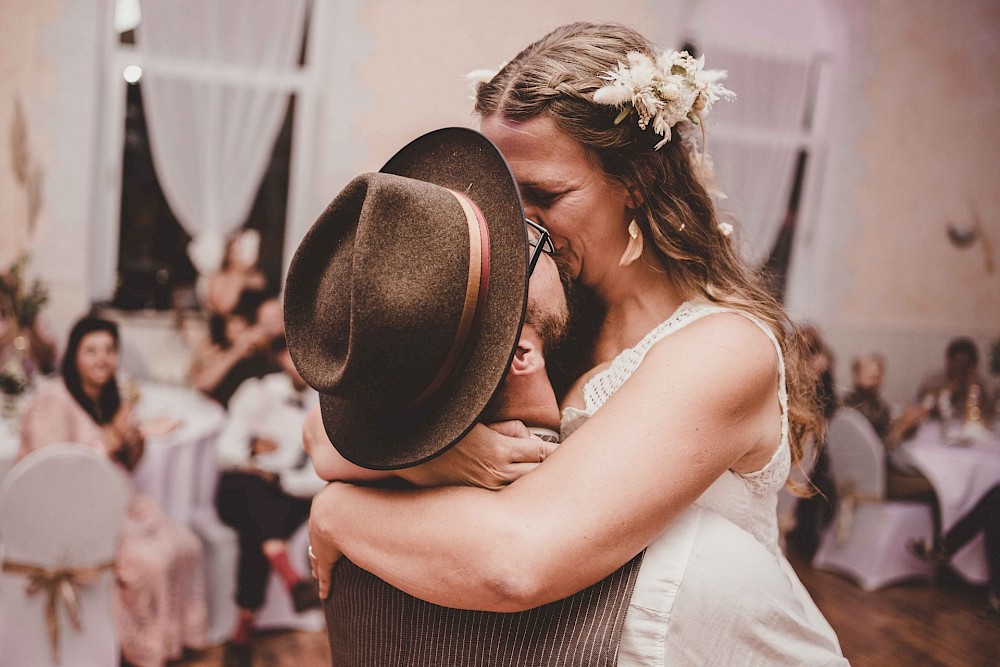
[19,317,207,667]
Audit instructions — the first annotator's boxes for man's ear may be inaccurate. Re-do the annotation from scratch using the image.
[509,335,543,376]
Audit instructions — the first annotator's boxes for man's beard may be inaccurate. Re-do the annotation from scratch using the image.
[525,298,568,355]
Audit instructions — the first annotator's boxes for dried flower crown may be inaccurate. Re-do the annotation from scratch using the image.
[593,50,735,150]
[463,52,736,238]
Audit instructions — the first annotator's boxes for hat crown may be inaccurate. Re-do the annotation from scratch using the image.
[283,127,527,470]
[285,172,477,409]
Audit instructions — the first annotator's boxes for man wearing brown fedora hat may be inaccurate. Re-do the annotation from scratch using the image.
[284,128,643,666]
[284,127,566,476]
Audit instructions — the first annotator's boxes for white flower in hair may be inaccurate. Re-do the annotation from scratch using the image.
[593,49,735,150]
[465,62,507,85]
[717,222,734,237]
[464,62,508,99]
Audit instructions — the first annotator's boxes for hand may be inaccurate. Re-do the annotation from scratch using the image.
[110,403,135,439]
[231,326,268,357]
[398,422,556,490]
[309,484,344,599]
[251,436,280,457]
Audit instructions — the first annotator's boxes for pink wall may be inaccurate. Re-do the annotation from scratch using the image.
[835,0,1000,332]
[0,0,60,267]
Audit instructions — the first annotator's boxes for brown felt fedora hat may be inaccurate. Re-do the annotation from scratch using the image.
[284,128,528,469]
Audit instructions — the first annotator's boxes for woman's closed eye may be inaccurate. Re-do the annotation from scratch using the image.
[522,186,564,208]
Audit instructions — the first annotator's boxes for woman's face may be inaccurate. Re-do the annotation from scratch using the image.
[853,359,883,391]
[76,331,118,389]
[481,115,636,288]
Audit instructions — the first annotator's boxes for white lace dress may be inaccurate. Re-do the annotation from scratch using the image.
[562,300,847,666]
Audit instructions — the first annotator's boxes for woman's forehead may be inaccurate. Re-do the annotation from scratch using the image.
[81,331,115,346]
[481,116,595,186]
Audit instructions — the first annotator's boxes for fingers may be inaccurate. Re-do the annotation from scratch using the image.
[487,420,530,438]
[308,516,337,600]
[505,433,558,464]
[308,547,330,599]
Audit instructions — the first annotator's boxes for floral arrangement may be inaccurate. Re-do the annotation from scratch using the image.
[1,255,49,330]
[0,357,29,396]
[0,255,49,397]
[592,50,735,150]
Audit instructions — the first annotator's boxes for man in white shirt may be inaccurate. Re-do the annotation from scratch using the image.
[214,335,324,664]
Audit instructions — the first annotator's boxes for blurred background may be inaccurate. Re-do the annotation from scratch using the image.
[2,0,997,399]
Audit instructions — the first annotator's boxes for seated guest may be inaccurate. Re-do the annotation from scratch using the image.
[785,324,839,559]
[843,354,893,439]
[188,289,278,407]
[19,317,207,667]
[917,337,995,423]
[203,229,267,317]
[844,353,938,521]
[213,336,323,666]
[844,353,930,448]
[910,484,1000,616]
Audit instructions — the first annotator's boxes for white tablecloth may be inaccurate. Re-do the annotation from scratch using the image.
[0,393,31,483]
[131,383,226,525]
[897,421,1000,584]
[0,417,19,483]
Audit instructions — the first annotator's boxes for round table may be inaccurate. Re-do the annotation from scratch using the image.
[897,421,1000,584]
[131,383,226,525]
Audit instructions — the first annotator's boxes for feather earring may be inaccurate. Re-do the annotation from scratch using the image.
[619,219,643,267]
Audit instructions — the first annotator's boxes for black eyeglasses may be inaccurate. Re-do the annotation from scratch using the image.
[525,219,554,277]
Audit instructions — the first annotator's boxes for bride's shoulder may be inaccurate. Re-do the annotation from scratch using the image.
[643,310,779,390]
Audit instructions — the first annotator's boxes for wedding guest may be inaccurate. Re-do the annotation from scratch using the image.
[844,353,936,506]
[917,337,995,423]
[844,354,892,438]
[203,229,267,317]
[910,484,1000,616]
[213,336,323,666]
[786,324,838,559]
[187,289,278,407]
[19,316,207,667]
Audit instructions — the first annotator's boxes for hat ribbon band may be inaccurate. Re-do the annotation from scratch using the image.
[407,190,491,408]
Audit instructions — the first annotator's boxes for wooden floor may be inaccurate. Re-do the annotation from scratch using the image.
[174,558,999,666]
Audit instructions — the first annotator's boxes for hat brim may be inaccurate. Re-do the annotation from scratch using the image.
[319,127,528,470]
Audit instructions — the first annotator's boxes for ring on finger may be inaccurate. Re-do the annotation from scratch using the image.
[308,544,317,561]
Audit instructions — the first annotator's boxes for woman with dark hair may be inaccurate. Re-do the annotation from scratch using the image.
[20,316,207,667]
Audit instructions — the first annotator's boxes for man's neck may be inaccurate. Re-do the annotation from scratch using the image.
[493,374,561,432]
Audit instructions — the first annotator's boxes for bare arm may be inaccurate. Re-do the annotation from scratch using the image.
[187,328,267,394]
[310,314,780,609]
[304,404,555,487]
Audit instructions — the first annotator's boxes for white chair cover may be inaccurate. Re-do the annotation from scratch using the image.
[825,408,886,500]
[0,445,129,666]
[813,409,935,590]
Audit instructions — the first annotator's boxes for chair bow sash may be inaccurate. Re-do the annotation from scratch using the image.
[3,559,116,663]
[833,483,883,546]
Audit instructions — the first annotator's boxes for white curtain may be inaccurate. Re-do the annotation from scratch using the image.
[136,0,308,274]
[702,50,815,268]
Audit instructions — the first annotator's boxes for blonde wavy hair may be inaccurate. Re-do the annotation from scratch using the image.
[473,22,823,467]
